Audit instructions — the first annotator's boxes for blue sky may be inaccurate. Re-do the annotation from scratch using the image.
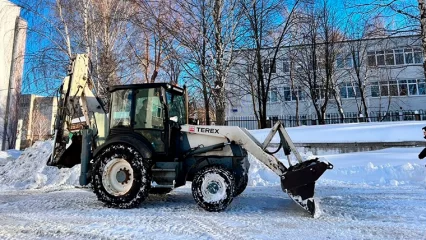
[10,0,420,96]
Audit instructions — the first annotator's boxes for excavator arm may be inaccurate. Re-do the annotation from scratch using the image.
[47,54,107,169]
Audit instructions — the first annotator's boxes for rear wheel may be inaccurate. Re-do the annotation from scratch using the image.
[192,166,235,212]
[92,144,151,208]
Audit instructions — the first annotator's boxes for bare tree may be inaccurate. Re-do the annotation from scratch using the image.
[210,0,244,125]
[16,0,136,105]
[317,1,345,123]
[128,0,181,83]
[31,110,51,142]
[238,0,302,128]
[30,100,52,143]
[159,0,242,125]
[346,0,425,78]
[342,17,378,121]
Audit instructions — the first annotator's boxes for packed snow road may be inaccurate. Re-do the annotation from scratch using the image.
[2,123,426,239]
[0,184,425,240]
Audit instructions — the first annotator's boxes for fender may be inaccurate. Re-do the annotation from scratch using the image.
[94,132,153,160]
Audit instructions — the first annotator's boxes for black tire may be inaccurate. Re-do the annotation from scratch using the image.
[234,174,248,197]
[149,188,173,195]
[192,165,235,212]
[92,144,151,208]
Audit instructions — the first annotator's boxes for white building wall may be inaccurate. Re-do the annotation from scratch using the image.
[0,0,26,150]
[18,95,56,149]
[227,35,426,122]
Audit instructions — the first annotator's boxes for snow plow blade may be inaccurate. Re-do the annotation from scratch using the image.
[280,159,333,216]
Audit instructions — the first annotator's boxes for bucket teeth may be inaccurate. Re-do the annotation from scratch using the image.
[287,192,317,217]
[280,159,332,216]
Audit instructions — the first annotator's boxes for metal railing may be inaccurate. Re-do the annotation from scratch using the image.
[225,110,426,130]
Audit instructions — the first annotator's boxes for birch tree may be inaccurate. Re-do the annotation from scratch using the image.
[346,0,425,77]
[239,0,302,128]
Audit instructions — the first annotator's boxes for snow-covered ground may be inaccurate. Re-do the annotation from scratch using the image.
[0,122,426,239]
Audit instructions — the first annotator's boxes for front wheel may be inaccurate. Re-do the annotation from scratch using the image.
[92,144,151,208]
[192,166,235,212]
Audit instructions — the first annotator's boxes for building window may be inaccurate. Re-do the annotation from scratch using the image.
[283,86,304,101]
[398,80,408,96]
[370,82,380,97]
[389,80,398,96]
[380,81,389,96]
[385,50,395,65]
[367,51,376,66]
[268,88,278,102]
[336,56,344,69]
[394,49,404,65]
[284,87,291,101]
[404,48,414,64]
[408,80,417,95]
[376,51,385,66]
[418,79,425,95]
[312,86,327,99]
[283,58,290,73]
[371,79,426,97]
[340,82,360,98]
[368,48,423,67]
[335,53,354,69]
[340,84,347,98]
[263,59,276,73]
[345,55,354,68]
[414,48,423,64]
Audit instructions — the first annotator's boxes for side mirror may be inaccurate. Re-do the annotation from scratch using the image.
[170,116,178,123]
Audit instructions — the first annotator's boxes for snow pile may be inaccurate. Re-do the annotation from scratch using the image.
[320,147,426,186]
[0,149,21,166]
[247,153,280,186]
[0,141,80,190]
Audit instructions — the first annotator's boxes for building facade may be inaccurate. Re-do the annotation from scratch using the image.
[17,95,57,149]
[0,0,27,150]
[226,35,426,125]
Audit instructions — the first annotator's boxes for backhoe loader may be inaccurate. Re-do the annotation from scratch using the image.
[48,54,332,216]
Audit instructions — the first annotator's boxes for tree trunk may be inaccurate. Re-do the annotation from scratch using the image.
[212,0,226,125]
[201,10,210,125]
[56,0,72,57]
[418,1,426,79]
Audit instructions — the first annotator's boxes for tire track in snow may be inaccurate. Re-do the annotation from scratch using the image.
[177,213,250,240]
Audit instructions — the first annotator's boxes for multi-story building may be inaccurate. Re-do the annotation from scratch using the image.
[0,0,27,150]
[226,35,426,125]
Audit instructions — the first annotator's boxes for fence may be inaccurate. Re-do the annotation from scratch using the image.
[225,110,426,130]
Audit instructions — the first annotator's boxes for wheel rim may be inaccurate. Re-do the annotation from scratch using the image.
[102,158,134,196]
[200,173,227,203]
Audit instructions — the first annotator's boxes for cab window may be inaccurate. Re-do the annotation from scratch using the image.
[110,90,132,127]
[166,92,186,125]
[134,87,165,152]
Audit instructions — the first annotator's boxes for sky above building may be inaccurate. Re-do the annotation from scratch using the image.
[8,0,421,96]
